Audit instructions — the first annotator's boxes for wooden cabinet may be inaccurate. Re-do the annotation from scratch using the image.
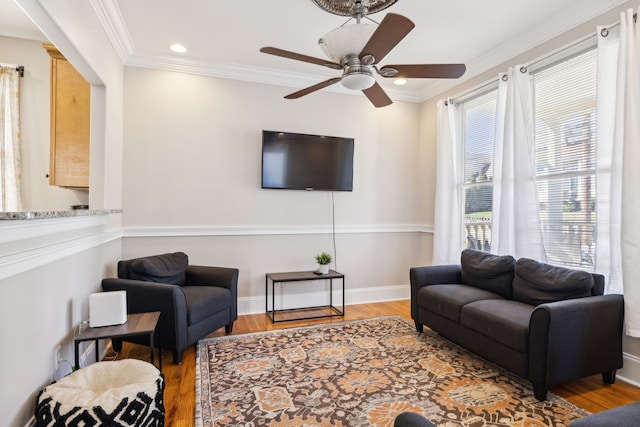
[43,43,90,188]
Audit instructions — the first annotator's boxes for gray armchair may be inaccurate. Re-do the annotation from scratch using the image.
[102,252,238,364]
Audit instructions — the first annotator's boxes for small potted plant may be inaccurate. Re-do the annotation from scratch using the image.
[315,251,332,274]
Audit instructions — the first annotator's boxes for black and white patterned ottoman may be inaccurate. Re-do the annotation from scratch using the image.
[35,359,165,426]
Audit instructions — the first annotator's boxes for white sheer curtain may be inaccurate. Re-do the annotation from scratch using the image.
[0,65,22,211]
[491,67,546,261]
[432,99,464,265]
[596,8,640,336]
[596,23,624,294]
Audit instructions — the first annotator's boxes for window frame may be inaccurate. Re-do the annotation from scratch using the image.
[453,39,598,270]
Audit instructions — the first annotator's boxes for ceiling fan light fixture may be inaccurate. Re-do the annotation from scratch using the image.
[341,72,375,90]
[319,23,376,63]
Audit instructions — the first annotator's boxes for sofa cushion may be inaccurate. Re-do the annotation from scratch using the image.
[461,299,535,353]
[512,258,594,306]
[418,284,504,323]
[569,401,640,426]
[461,249,516,299]
[182,285,232,325]
[129,252,189,286]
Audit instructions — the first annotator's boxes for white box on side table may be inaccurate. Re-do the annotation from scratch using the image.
[89,291,127,327]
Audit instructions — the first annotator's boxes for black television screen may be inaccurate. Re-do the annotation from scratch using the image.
[261,130,354,191]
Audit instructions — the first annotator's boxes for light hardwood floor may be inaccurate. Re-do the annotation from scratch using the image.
[116,300,640,426]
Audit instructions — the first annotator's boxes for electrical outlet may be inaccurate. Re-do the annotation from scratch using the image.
[53,344,73,381]
[54,345,61,371]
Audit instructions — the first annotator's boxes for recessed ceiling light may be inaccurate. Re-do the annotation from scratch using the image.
[169,43,187,53]
[393,78,408,86]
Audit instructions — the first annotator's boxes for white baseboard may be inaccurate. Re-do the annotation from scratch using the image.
[238,283,409,315]
[618,351,640,387]
[346,284,410,305]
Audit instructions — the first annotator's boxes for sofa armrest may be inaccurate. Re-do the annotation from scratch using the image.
[528,294,624,399]
[409,265,462,322]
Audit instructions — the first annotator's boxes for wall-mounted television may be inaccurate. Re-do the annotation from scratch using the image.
[261,130,354,191]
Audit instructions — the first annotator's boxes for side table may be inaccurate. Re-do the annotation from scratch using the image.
[74,311,161,370]
[265,270,345,323]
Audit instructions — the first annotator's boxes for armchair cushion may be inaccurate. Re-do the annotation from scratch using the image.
[513,258,593,306]
[461,249,516,298]
[182,286,232,325]
[129,252,189,286]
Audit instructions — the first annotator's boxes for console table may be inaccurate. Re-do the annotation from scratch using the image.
[74,311,161,370]
[265,270,345,323]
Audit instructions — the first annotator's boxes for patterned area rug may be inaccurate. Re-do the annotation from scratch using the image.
[196,316,589,426]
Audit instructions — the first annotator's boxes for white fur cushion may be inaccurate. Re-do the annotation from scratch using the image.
[35,359,164,426]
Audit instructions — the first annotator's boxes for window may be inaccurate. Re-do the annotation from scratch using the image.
[455,47,597,270]
[532,48,597,269]
[461,90,498,252]
[0,65,22,211]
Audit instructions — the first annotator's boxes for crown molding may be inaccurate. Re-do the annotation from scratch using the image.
[417,0,629,102]
[91,0,628,105]
[124,50,422,103]
[89,0,135,63]
[86,0,434,104]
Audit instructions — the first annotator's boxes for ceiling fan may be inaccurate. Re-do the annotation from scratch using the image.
[260,0,466,108]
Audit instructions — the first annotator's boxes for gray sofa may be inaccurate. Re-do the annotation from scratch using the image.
[410,249,624,400]
[394,412,435,427]
[570,401,640,426]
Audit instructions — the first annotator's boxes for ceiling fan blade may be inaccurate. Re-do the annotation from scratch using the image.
[260,47,342,70]
[285,78,342,99]
[381,64,467,79]
[362,82,393,108]
[359,13,415,64]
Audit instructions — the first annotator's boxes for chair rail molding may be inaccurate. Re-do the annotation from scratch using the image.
[123,223,435,238]
[0,214,122,280]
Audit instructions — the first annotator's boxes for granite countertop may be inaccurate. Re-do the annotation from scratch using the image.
[0,209,122,220]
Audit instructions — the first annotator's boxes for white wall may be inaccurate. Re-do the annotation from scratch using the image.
[122,69,424,229]
[0,36,89,211]
[121,68,432,312]
[0,238,122,425]
[0,1,125,425]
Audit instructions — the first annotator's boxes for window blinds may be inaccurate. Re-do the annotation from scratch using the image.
[462,91,498,250]
[531,48,597,268]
